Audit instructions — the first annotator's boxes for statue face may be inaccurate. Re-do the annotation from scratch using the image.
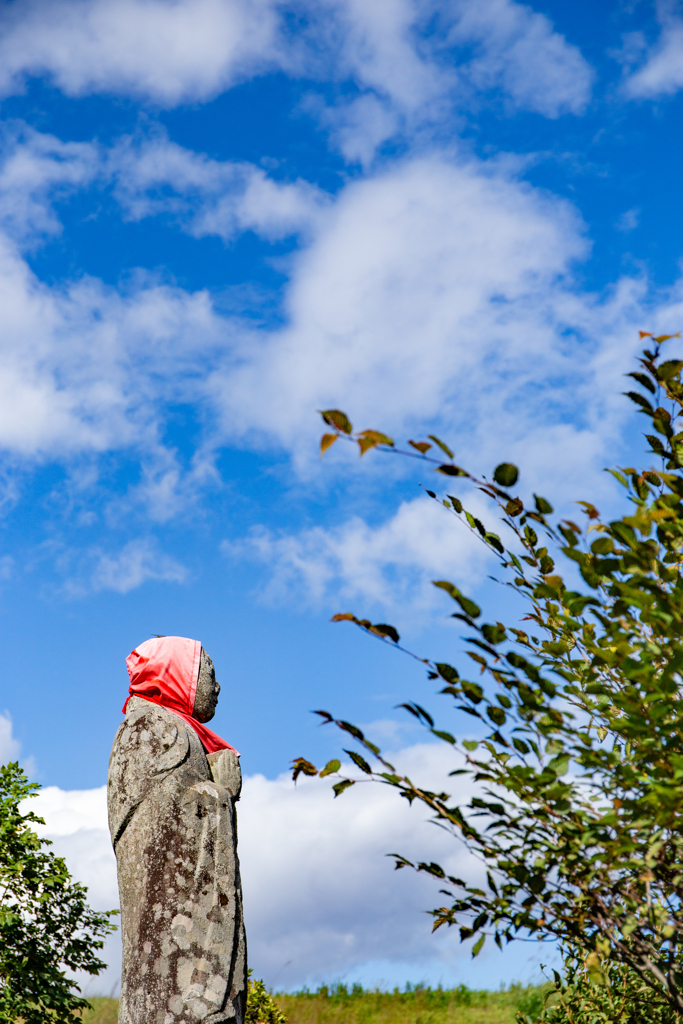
[193,649,221,722]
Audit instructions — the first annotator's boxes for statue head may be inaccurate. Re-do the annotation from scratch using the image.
[193,648,220,723]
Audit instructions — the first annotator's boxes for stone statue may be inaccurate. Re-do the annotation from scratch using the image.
[108,636,247,1024]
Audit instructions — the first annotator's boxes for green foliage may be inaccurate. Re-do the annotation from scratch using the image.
[303,334,683,1015]
[519,952,680,1023]
[0,762,117,1024]
[247,973,288,1024]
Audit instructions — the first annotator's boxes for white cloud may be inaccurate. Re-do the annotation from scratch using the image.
[0,137,674,523]
[0,0,591,147]
[109,130,328,242]
[616,207,640,233]
[0,0,283,107]
[60,538,187,595]
[0,711,36,776]
[623,16,683,99]
[446,0,593,118]
[26,785,121,996]
[0,712,22,763]
[0,123,325,249]
[207,152,653,493]
[0,229,222,460]
[25,743,552,993]
[301,0,592,162]
[0,125,98,244]
[225,494,492,612]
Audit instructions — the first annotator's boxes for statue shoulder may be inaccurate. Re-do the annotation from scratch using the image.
[112,699,191,776]
[108,701,193,848]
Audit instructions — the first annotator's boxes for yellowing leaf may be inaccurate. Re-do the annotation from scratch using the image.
[358,436,377,455]
[320,433,338,455]
[358,430,394,456]
[320,409,353,434]
[358,429,394,446]
[409,440,432,453]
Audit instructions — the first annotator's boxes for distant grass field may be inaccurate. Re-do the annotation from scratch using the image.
[81,982,549,1024]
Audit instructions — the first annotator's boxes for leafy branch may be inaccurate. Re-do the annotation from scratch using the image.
[294,333,683,1016]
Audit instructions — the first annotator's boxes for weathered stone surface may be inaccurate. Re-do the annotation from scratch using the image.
[194,651,220,724]
[108,694,246,1024]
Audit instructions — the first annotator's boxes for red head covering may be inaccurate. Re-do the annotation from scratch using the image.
[123,636,237,755]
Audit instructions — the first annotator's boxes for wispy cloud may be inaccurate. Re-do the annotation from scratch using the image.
[58,539,186,596]
[224,495,492,613]
[109,128,329,241]
[0,712,22,763]
[0,131,677,523]
[622,13,683,99]
[0,0,592,139]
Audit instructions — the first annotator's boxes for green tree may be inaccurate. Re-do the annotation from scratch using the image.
[246,972,288,1024]
[521,950,680,1023]
[294,333,683,1016]
[0,761,117,1024]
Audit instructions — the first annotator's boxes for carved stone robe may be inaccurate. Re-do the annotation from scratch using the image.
[108,696,247,1024]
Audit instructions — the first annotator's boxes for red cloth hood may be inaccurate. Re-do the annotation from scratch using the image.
[123,636,237,755]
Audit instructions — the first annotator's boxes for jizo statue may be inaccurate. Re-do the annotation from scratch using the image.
[108,636,247,1024]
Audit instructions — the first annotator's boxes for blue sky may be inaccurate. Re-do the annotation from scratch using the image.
[3,0,683,995]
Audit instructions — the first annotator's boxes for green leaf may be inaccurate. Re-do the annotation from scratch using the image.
[461,681,484,704]
[487,706,506,726]
[371,623,400,643]
[658,359,683,380]
[344,750,373,775]
[626,371,656,393]
[319,759,341,777]
[428,434,454,459]
[549,754,570,776]
[481,623,506,645]
[485,531,505,553]
[463,740,479,751]
[333,779,355,797]
[493,463,519,487]
[472,934,485,957]
[533,494,554,514]
[435,662,460,683]
[623,391,654,413]
[436,464,467,477]
[606,468,629,487]
[448,494,463,513]
[433,580,481,618]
